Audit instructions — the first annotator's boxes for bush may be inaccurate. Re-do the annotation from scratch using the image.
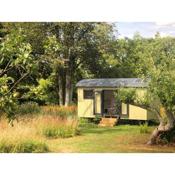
[17,102,41,116]
[0,140,49,153]
[42,126,80,138]
[139,122,149,134]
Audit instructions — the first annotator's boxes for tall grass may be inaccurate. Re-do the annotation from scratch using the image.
[0,140,48,153]
[41,105,77,118]
[16,104,77,119]
[0,115,79,153]
[39,116,80,138]
[16,102,41,116]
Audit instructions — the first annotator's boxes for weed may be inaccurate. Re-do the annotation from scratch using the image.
[139,122,149,134]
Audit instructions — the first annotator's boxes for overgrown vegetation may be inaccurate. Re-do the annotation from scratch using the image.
[1,22,175,146]
[0,140,49,153]
[42,126,80,138]
[0,108,79,152]
[15,104,77,119]
[16,102,41,115]
[40,105,77,118]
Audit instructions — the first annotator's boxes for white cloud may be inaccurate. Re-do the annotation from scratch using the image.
[159,32,171,37]
[155,21,175,27]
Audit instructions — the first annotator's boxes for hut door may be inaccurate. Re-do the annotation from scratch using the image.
[94,90,102,115]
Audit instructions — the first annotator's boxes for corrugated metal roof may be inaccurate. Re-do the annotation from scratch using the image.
[76,78,147,88]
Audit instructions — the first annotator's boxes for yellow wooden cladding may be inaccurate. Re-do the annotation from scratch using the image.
[94,91,101,114]
[77,88,94,118]
[129,104,147,120]
[77,87,157,121]
[121,103,127,115]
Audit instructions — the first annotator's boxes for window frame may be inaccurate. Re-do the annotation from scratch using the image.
[83,89,94,99]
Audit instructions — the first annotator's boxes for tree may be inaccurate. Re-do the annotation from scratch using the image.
[0,25,36,122]
[45,22,116,106]
[115,36,175,145]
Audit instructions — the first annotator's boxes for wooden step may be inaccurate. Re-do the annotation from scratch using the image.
[98,117,119,127]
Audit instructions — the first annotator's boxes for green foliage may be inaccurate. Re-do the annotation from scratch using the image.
[139,122,149,134]
[16,102,40,116]
[1,22,175,142]
[0,76,17,121]
[116,88,136,104]
[0,26,37,120]
[78,118,97,128]
[93,115,101,124]
[24,78,58,104]
[42,126,80,138]
[0,140,49,153]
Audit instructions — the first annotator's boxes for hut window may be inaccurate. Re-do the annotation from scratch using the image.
[83,90,93,99]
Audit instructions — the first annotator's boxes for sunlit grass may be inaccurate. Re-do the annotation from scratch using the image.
[0,115,79,153]
[1,104,175,153]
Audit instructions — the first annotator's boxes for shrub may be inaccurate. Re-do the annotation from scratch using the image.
[42,126,80,138]
[0,140,49,153]
[16,102,41,116]
[139,122,149,134]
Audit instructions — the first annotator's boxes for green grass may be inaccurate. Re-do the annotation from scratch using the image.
[139,122,149,133]
[0,140,49,153]
[42,126,80,139]
[47,124,175,153]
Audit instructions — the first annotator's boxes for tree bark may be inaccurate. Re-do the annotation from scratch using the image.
[70,82,73,104]
[58,74,64,106]
[65,69,72,106]
[147,109,175,145]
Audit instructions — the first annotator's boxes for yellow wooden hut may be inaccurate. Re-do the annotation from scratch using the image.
[76,78,156,121]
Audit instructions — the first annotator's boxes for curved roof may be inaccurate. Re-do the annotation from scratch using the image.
[76,78,147,88]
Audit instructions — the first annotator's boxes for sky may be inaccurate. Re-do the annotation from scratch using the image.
[116,22,175,38]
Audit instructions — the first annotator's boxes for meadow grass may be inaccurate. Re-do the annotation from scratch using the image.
[47,125,175,153]
[0,112,79,153]
[16,103,77,119]
[1,105,175,153]
[40,105,77,118]
[0,117,175,152]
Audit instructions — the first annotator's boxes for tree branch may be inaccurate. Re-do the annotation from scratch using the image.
[6,72,29,94]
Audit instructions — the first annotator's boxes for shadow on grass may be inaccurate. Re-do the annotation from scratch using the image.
[80,125,141,135]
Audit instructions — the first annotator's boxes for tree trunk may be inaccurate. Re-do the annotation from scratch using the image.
[58,75,64,106]
[147,109,175,145]
[70,82,73,104]
[65,69,72,106]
